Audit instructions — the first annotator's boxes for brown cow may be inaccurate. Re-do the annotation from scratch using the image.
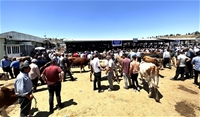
[0,73,9,81]
[70,57,90,73]
[0,87,18,117]
[116,55,123,66]
[142,56,163,69]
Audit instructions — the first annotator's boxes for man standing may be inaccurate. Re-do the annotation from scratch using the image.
[14,62,34,117]
[10,58,20,78]
[171,50,190,80]
[129,55,140,92]
[29,59,41,92]
[111,53,120,84]
[41,59,64,113]
[105,55,114,91]
[185,48,195,78]
[1,55,14,79]
[163,49,171,69]
[121,54,131,89]
[91,54,104,93]
[62,54,75,81]
[58,53,64,69]
[191,51,200,85]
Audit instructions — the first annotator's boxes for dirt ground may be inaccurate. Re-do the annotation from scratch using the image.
[0,66,200,117]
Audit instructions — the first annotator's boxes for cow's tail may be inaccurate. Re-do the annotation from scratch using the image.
[151,66,159,88]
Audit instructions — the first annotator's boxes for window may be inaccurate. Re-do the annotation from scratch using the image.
[7,46,11,54]
[12,46,19,54]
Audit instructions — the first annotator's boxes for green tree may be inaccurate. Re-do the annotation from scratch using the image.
[195,31,200,35]
[176,34,181,36]
[170,34,174,36]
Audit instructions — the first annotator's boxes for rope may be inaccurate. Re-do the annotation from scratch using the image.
[20,96,37,113]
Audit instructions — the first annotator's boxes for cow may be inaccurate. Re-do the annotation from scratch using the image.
[0,73,9,81]
[99,59,108,68]
[0,87,18,117]
[142,56,163,69]
[139,62,160,102]
[70,57,90,73]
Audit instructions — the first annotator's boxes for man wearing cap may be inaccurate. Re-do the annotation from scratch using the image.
[14,62,34,117]
[41,59,64,113]
[29,59,41,92]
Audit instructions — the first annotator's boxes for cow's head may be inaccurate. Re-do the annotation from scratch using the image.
[0,87,15,96]
[155,58,163,69]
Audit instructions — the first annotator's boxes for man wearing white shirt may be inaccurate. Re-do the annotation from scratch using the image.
[91,54,104,93]
[171,50,190,80]
[105,55,114,91]
[163,49,171,69]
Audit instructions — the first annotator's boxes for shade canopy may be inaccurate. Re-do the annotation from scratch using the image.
[35,47,46,50]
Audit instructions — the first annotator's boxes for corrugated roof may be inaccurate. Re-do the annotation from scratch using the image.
[63,38,159,42]
[0,31,45,43]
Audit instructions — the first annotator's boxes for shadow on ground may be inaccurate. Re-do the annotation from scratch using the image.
[141,79,163,102]
[101,85,120,91]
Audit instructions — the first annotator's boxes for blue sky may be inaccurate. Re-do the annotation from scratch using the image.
[0,0,199,39]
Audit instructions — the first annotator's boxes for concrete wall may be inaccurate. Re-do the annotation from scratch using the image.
[0,38,5,59]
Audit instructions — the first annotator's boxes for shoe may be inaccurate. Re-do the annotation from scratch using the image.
[58,104,64,110]
[124,86,129,89]
[93,88,97,91]
[133,89,137,92]
[63,79,67,82]
[27,115,34,117]
[49,109,54,114]
[71,78,75,81]
[98,90,104,93]
[108,88,113,91]
[137,87,140,91]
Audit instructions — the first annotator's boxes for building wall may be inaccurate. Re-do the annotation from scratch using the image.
[0,38,5,59]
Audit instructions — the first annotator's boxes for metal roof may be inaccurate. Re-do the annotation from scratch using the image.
[0,31,45,43]
[63,38,159,42]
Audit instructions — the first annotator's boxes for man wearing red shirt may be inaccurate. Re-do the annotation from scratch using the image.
[41,59,64,114]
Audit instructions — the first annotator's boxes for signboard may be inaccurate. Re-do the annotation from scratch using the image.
[174,40,180,44]
[112,40,122,46]
[133,38,138,42]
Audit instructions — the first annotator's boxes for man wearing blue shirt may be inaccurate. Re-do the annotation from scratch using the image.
[1,55,14,79]
[191,51,200,85]
[14,62,34,117]
[10,58,20,78]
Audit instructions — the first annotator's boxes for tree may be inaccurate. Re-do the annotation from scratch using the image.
[195,31,200,35]
[176,34,181,36]
[188,33,191,35]
[170,34,174,36]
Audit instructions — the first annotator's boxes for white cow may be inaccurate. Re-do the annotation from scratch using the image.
[139,61,160,102]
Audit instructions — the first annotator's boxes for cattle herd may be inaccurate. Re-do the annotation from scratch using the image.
[0,46,200,116]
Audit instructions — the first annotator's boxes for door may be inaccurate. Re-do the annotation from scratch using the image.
[6,45,20,58]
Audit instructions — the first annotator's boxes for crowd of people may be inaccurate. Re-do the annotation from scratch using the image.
[1,44,200,116]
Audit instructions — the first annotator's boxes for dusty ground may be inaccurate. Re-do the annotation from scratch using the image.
[0,66,200,117]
